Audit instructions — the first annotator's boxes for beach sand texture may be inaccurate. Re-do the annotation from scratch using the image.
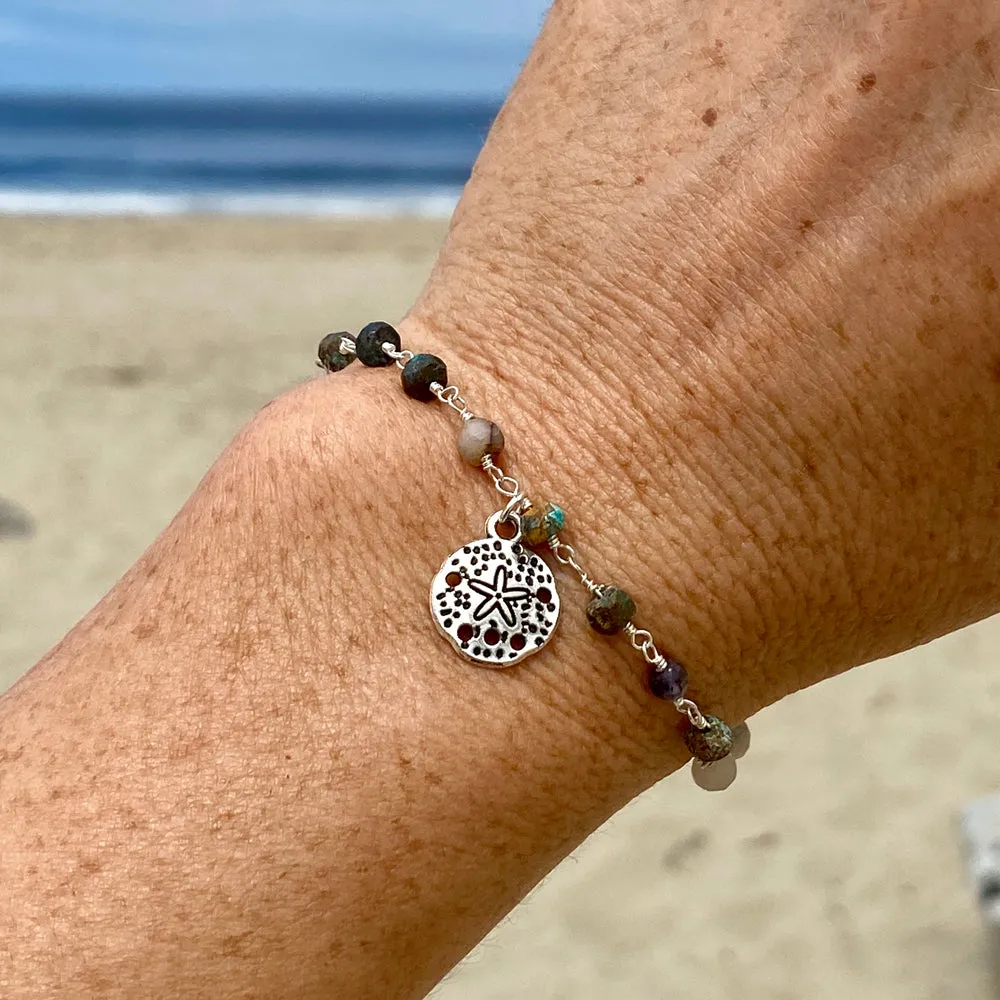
[1,217,998,999]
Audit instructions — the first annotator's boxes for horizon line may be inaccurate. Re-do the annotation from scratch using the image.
[0,87,508,106]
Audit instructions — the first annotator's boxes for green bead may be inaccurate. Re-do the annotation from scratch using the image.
[586,586,636,635]
[521,503,565,548]
[684,716,734,763]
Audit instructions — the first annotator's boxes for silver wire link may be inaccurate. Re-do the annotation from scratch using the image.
[481,455,522,499]
[674,697,709,730]
[382,343,414,370]
[340,336,357,356]
[501,492,531,521]
[429,381,474,421]
[549,537,603,594]
[623,622,661,665]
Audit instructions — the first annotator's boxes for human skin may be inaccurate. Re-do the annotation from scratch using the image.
[2,0,1000,997]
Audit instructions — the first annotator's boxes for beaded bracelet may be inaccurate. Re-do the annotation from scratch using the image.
[317,321,750,791]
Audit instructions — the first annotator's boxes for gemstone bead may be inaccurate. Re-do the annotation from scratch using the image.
[317,331,355,372]
[648,658,688,700]
[521,503,566,548]
[684,715,734,762]
[355,321,400,367]
[401,353,447,401]
[457,417,505,466]
[586,585,636,635]
[692,756,737,792]
[730,722,751,760]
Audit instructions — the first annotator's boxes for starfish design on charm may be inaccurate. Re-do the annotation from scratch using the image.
[467,565,533,627]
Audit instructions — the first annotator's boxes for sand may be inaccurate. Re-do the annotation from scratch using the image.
[1,216,998,999]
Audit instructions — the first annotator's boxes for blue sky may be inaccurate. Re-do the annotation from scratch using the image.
[0,1,551,97]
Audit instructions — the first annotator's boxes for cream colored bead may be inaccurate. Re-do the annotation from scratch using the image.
[457,417,505,466]
[691,756,738,792]
[731,722,751,760]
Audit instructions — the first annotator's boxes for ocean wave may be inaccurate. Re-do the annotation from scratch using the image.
[0,187,461,218]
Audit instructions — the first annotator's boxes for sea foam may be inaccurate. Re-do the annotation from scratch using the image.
[0,187,460,218]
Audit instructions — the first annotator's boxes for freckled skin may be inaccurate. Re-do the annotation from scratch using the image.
[3,2,1000,999]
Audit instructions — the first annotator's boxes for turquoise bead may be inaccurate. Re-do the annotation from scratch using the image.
[547,505,566,533]
[522,503,565,548]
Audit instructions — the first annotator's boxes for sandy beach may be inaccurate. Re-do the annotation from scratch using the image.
[1,215,998,999]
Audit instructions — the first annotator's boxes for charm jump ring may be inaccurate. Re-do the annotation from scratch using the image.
[485,509,523,544]
[501,492,530,522]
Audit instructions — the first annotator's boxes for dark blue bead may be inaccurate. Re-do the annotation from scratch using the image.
[402,353,448,401]
[355,321,400,367]
[648,658,688,700]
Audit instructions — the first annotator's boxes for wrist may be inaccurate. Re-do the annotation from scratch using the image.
[268,365,693,779]
[0,376,694,998]
[400,280,802,740]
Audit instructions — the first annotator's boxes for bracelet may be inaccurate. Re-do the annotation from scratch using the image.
[316,322,751,791]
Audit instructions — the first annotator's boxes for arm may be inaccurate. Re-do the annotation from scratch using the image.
[2,1,1000,998]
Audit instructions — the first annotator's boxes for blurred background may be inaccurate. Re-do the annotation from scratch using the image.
[0,0,549,214]
[1,4,999,999]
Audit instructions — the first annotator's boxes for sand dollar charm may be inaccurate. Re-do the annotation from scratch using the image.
[430,511,559,667]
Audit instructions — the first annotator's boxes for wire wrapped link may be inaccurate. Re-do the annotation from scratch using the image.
[549,538,603,594]
[481,456,522,498]
[501,492,531,521]
[674,697,709,730]
[381,343,414,370]
[429,381,474,421]
[624,623,665,665]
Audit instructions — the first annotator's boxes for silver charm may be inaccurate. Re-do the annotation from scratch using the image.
[430,510,560,668]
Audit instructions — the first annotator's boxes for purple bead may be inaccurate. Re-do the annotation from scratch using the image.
[648,658,688,700]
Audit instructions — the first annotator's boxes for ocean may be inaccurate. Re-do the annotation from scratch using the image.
[0,94,499,217]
